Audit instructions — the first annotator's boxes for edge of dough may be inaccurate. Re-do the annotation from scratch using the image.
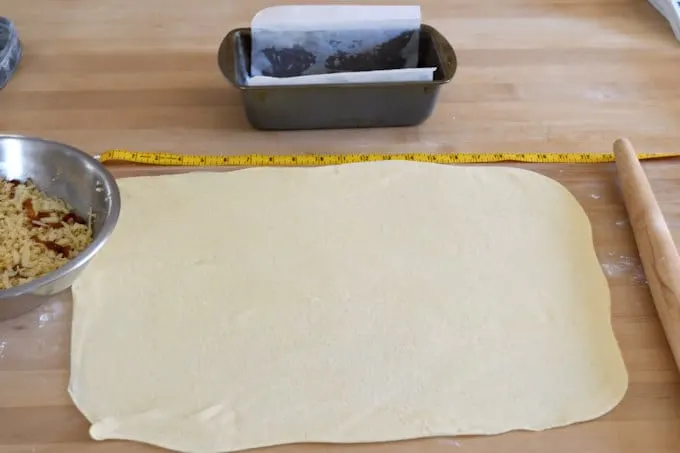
[494,166,630,419]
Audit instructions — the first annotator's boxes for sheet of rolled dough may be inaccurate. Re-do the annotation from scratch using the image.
[69,161,628,453]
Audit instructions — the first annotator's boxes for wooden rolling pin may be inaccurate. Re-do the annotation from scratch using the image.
[613,137,680,374]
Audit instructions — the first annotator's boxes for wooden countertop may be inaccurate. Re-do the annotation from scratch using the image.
[1,1,680,452]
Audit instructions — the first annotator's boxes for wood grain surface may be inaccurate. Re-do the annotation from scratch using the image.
[1,0,680,452]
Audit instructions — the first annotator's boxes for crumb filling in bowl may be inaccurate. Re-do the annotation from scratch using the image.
[0,178,94,290]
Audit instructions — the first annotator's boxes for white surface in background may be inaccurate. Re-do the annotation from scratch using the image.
[251,5,421,31]
[648,0,680,42]
[247,67,436,86]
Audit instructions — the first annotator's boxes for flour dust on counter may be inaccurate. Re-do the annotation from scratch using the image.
[68,161,628,453]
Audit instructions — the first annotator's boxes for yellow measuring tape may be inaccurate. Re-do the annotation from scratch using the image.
[98,149,680,167]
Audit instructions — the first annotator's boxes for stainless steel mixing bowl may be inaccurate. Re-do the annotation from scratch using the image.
[0,135,120,320]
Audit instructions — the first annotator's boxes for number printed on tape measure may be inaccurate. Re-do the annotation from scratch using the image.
[98,149,680,167]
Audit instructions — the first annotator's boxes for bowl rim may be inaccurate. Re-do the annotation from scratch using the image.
[0,134,121,299]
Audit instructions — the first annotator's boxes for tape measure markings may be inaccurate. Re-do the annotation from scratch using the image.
[98,149,680,167]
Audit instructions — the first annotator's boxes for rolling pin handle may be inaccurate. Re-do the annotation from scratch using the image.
[613,137,680,375]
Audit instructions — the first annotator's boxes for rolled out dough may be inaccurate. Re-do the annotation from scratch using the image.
[69,162,628,453]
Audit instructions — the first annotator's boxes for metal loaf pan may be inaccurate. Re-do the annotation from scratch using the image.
[217,25,457,131]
